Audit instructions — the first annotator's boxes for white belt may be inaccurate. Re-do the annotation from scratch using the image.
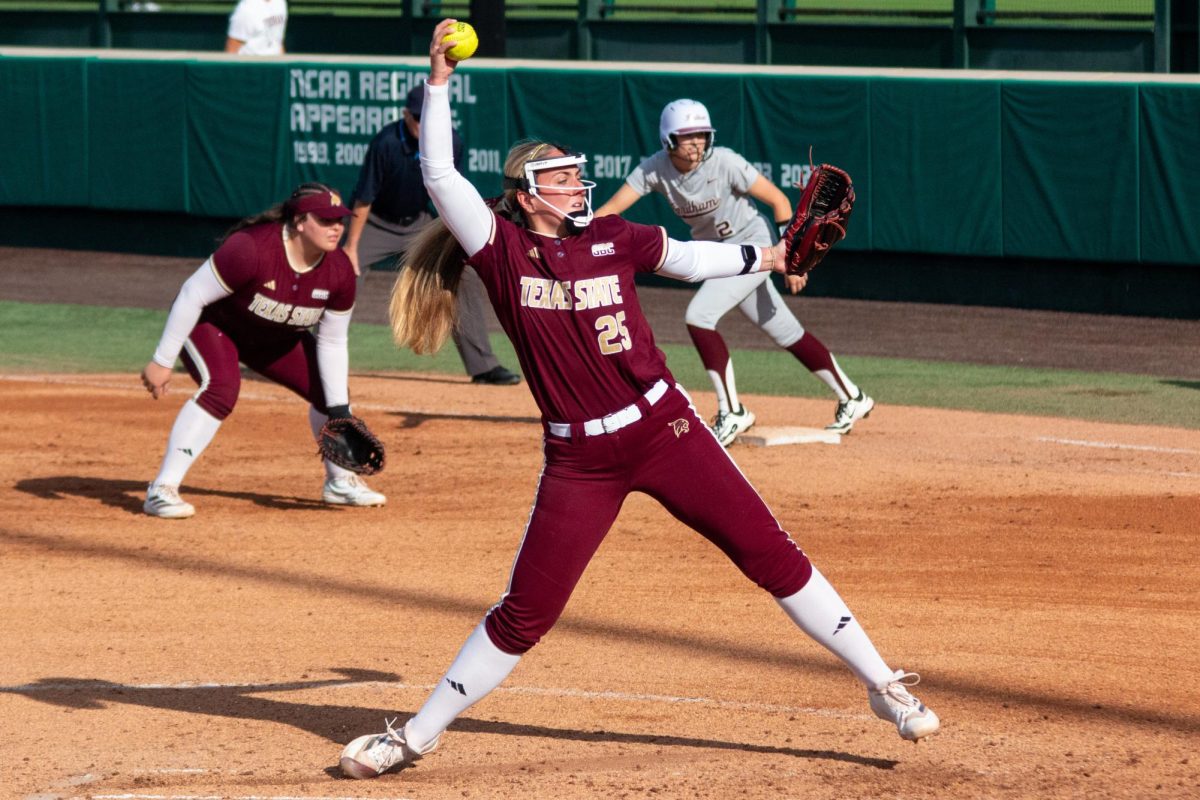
[548,379,669,438]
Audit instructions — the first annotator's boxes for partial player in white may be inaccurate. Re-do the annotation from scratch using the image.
[224,0,287,56]
[597,99,873,443]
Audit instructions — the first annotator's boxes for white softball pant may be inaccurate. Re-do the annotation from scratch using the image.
[684,271,805,348]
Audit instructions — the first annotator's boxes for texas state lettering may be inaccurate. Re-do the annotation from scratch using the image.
[519,275,624,311]
[247,292,324,327]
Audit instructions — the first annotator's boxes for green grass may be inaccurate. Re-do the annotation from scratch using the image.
[2,300,1195,429]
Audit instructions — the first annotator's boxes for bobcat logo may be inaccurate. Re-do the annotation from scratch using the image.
[670,418,690,438]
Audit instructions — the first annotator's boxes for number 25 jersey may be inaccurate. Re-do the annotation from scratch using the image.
[467,213,674,424]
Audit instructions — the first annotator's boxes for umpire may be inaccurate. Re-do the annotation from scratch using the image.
[345,83,520,386]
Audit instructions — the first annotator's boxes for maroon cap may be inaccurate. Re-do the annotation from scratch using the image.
[290,190,350,219]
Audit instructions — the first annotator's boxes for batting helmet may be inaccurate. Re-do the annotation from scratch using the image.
[659,99,716,156]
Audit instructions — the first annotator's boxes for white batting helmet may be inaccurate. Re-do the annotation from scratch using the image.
[659,99,716,155]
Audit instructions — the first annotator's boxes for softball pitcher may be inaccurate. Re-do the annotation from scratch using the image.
[597,100,873,445]
[140,183,385,518]
[338,21,937,779]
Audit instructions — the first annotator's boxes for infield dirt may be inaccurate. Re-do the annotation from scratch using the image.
[0,249,1198,799]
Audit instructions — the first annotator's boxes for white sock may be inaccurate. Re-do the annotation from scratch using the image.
[154,399,221,487]
[812,358,859,403]
[404,621,521,751]
[308,406,353,481]
[707,358,741,415]
[776,566,893,689]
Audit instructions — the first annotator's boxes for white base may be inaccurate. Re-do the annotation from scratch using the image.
[737,426,842,447]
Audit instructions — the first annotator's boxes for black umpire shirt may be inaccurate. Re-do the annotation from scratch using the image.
[351,119,464,231]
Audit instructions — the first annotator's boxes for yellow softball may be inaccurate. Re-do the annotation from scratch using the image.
[443,21,479,61]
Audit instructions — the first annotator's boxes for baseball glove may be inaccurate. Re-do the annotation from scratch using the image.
[317,415,386,476]
[782,164,855,276]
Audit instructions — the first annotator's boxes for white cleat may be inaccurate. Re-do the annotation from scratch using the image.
[869,670,940,742]
[826,390,875,434]
[711,405,755,447]
[322,475,386,507]
[143,483,195,519]
[340,718,438,779]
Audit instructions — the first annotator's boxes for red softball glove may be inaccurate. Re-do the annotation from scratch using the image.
[782,164,855,276]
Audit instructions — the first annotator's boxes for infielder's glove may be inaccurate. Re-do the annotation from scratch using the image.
[782,164,855,276]
[317,413,386,476]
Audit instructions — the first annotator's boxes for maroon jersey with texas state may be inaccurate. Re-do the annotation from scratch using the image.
[468,214,671,423]
[201,223,356,340]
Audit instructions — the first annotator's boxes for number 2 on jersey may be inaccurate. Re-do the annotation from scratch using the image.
[595,311,632,355]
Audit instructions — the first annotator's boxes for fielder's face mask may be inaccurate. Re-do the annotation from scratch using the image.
[505,151,597,232]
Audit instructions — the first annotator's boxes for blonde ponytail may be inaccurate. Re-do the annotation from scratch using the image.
[388,220,467,354]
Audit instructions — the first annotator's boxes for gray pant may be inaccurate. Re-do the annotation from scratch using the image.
[357,212,500,377]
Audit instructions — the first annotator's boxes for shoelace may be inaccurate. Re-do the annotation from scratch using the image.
[882,672,923,708]
[330,475,366,494]
[713,408,747,427]
[837,394,866,419]
[365,717,408,769]
[154,485,183,504]
[384,716,405,742]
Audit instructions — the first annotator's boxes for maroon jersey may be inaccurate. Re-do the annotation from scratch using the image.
[468,214,672,422]
[202,222,356,341]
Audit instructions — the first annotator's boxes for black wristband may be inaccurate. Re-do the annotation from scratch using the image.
[739,244,757,275]
[326,404,352,419]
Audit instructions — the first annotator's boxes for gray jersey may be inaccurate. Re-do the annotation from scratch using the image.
[625,147,775,247]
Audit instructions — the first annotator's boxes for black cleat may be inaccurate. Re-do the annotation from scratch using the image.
[471,365,522,386]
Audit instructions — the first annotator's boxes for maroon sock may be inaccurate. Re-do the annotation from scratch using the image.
[687,324,731,393]
[787,332,850,396]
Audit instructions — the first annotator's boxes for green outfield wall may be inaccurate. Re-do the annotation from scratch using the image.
[4,50,1199,270]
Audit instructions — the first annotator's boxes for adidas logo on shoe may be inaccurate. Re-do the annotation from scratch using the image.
[143,483,195,519]
[869,670,940,742]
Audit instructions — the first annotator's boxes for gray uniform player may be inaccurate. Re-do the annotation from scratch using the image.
[598,99,873,444]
